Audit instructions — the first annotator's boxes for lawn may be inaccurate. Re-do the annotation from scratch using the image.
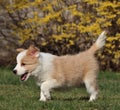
[0,68,120,110]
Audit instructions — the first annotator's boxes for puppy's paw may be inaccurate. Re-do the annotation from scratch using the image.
[39,97,47,102]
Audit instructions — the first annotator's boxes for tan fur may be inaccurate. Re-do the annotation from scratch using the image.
[16,48,25,52]
[21,45,40,73]
[88,44,99,53]
[26,45,40,56]
[52,44,99,88]
[21,55,39,73]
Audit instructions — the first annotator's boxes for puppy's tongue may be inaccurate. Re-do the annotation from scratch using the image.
[21,73,28,81]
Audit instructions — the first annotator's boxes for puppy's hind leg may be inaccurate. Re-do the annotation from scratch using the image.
[84,74,98,102]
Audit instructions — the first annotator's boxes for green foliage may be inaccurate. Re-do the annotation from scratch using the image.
[3,0,120,71]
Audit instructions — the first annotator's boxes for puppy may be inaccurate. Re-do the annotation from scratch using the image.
[13,31,106,102]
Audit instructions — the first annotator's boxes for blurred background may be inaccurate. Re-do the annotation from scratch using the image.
[0,0,120,71]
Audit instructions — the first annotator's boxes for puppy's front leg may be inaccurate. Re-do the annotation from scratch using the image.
[39,90,47,102]
[39,79,60,102]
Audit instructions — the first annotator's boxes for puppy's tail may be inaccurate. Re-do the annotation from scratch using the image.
[88,31,106,53]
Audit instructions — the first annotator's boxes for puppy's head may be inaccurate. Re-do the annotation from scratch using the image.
[13,45,40,81]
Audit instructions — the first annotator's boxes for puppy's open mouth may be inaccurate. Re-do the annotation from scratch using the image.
[21,72,28,81]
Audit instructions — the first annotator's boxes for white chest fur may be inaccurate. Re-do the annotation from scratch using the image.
[31,52,55,86]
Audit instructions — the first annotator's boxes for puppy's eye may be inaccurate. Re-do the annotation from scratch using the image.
[21,63,26,66]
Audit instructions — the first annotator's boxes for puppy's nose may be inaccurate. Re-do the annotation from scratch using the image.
[13,70,17,74]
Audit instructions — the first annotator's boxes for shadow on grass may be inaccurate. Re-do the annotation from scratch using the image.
[52,96,89,101]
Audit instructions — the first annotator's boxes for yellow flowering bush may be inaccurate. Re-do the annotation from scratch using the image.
[2,0,120,71]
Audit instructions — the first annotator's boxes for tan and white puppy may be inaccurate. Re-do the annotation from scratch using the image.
[13,31,106,102]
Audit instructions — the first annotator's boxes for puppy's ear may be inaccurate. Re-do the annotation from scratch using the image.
[27,45,40,57]
[16,48,25,52]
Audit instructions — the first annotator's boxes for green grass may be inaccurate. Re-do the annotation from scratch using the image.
[0,68,120,110]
